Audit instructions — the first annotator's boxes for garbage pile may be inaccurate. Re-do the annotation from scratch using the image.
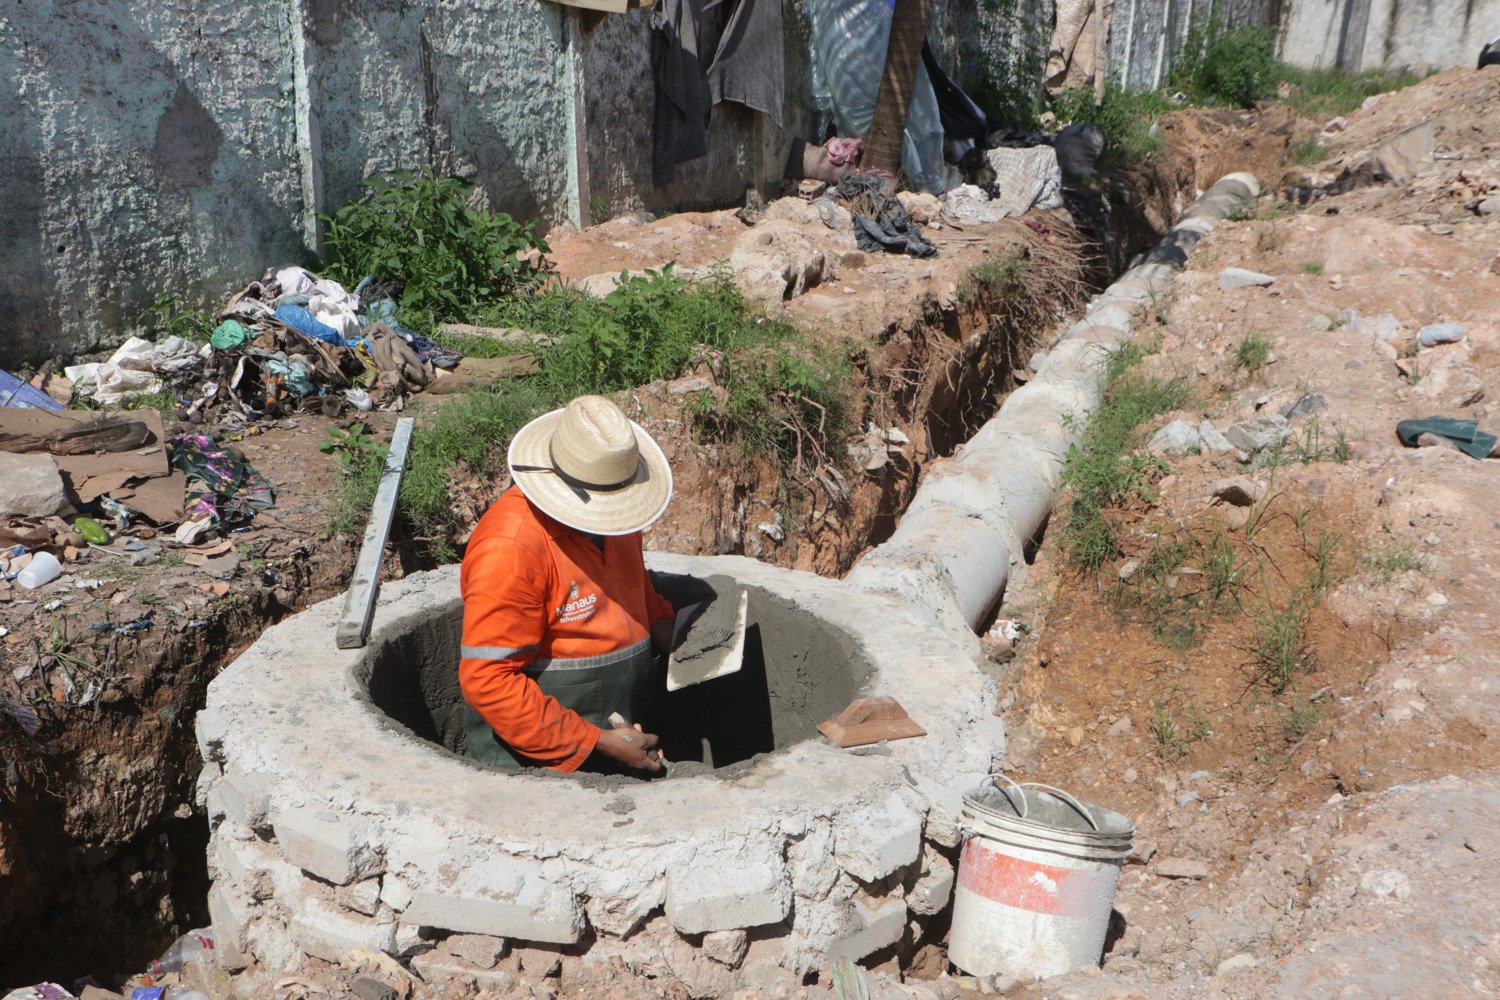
[2,929,217,999]
[61,266,461,428]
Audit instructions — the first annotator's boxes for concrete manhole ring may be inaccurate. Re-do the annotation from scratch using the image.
[197,553,1002,992]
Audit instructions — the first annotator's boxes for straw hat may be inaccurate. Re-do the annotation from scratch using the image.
[507,395,673,536]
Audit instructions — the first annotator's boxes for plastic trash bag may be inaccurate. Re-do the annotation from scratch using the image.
[803,0,946,194]
[65,337,164,404]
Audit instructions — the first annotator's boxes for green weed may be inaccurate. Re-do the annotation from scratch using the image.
[1234,333,1273,372]
[1267,420,1350,466]
[1291,137,1328,166]
[1361,540,1433,581]
[321,170,548,326]
[319,422,388,475]
[150,293,216,342]
[589,194,610,227]
[1249,588,1314,693]
[1300,261,1324,275]
[123,388,179,418]
[1149,699,1213,758]
[1060,345,1189,570]
[1204,533,1240,601]
[1052,84,1171,167]
[1280,698,1322,741]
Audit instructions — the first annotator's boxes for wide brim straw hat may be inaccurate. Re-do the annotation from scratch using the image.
[507,395,673,536]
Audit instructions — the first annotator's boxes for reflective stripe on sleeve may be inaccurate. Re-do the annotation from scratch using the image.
[461,644,540,660]
[524,638,653,674]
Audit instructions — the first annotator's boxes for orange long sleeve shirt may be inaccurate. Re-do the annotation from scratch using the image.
[459,487,675,772]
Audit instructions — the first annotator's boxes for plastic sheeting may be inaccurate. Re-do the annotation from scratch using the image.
[803,0,947,194]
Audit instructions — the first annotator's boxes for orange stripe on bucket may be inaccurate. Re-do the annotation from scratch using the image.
[958,839,1095,917]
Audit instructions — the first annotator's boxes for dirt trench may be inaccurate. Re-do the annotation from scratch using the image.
[0,108,1285,989]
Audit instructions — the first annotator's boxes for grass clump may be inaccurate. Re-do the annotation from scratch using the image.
[321,169,548,326]
[1249,587,1315,693]
[1060,344,1190,570]
[1233,332,1273,372]
[1279,65,1426,120]
[1361,540,1433,581]
[1291,137,1329,167]
[1052,84,1171,167]
[1149,699,1213,758]
[1299,261,1324,275]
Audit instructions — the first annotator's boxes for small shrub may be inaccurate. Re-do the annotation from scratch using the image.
[1234,333,1273,372]
[589,195,610,227]
[1174,24,1278,108]
[1052,84,1171,167]
[321,170,548,325]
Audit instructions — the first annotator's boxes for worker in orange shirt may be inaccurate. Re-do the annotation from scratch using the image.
[459,395,675,774]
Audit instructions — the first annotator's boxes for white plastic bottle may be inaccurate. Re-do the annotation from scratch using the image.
[15,551,61,589]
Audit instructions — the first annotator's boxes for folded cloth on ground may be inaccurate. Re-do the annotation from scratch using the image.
[838,172,936,259]
[364,298,463,369]
[310,293,363,344]
[170,433,276,526]
[1396,416,1498,458]
[364,322,434,397]
[273,265,360,313]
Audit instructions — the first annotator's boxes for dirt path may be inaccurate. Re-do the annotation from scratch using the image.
[984,67,1500,999]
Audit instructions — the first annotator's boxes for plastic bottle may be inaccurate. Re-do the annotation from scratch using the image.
[148,929,214,976]
[15,552,61,590]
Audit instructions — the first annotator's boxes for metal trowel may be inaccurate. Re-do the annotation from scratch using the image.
[666,589,749,691]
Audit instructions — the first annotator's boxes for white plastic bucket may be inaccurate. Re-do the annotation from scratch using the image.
[949,777,1134,986]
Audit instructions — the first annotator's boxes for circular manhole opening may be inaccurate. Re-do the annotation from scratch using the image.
[355,572,872,778]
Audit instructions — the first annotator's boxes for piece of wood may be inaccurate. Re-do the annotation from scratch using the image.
[423,354,541,394]
[818,696,926,748]
[864,0,934,175]
[336,418,414,649]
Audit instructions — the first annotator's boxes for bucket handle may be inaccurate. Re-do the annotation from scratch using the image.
[990,774,1100,832]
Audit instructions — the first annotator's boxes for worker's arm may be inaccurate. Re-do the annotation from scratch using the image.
[460,534,601,772]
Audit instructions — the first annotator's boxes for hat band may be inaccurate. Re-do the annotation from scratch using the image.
[547,441,638,492]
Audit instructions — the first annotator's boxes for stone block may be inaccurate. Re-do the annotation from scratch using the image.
[274,806,381,885]
[403,857,582,944]
[702,929,748,968]
[0,452,65,517]
[338,877,382,916]
[829,897,906,961]
[219,771,271,830]
[209,883,253,972]
[908,853,955,917]
[292,896,396,963]
[410,953,517,991]
[442,932,507,969]
[834,792,923,882]
[1218,267,1275,289]
[665,846,791,934]
[213,832,285,901]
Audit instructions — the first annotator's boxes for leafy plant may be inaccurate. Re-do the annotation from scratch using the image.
[589,195,610,227]
[150,293,215,342]
[1173,24,1278,108]
[321,170,548,324]
[319,422,388,475]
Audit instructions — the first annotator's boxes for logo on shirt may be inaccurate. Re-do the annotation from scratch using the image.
[558,580,599,624]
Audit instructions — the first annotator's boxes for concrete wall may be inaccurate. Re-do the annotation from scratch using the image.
[1279,0,1500,73]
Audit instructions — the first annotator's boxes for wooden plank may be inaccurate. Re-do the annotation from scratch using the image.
[335,417,415,649]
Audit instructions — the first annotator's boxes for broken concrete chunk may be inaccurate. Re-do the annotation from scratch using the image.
[1147,420,1202,456]
[1224,414,1291,453]
[1197,420,1239,456]
[1155,856,1210,879]
[0,452,67,517]
[1218,268,1276,290]
[1207,475,1262,507]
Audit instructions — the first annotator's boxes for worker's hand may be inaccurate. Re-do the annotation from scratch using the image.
[595,725,664,773]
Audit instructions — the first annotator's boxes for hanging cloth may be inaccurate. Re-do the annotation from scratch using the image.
[652,0,714,187]
[706,0,785,125]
